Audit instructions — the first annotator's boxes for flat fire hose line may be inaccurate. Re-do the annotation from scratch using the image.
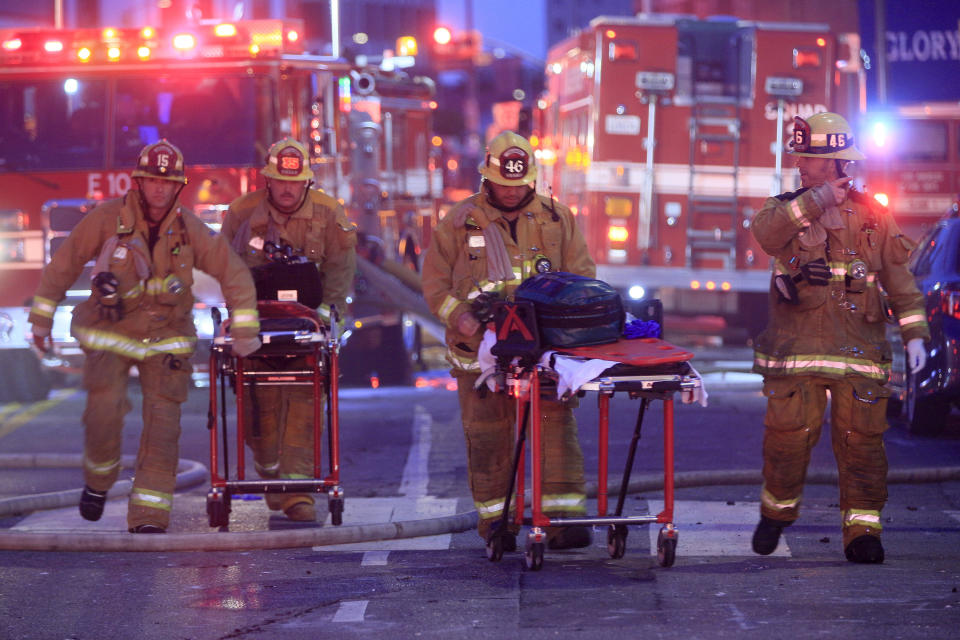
[0,454,958,552]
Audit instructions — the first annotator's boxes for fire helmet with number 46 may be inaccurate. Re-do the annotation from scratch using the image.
[479,130,538,187]
[262,137,314,181]
[131,140,187,184]
[789,112,865,161]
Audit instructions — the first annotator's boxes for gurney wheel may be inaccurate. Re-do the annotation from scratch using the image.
[607,524,628,559]
[486,536,504,562]
[524,542,544,571]
[329,497,344,526]
[206,490,231,528]
[657,526,677,567]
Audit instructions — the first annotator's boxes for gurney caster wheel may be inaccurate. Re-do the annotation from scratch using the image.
[206,489,231,528]
[524,541,544,571]
[328,497,344,526]
[657,526,677,567]
[607,524,628,559]
[486,536,504,562]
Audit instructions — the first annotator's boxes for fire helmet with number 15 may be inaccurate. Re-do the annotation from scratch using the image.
[262,138,314,181]
[479,131,538,187]
[131,140,188,184]
[789,112,865,161]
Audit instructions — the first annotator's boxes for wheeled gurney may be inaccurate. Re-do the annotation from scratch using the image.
[205,300,344,528]
[483,306,700,570]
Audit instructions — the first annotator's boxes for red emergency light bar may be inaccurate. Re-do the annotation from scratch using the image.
[0,19,304,66]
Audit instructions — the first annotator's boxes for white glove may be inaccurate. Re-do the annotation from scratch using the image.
[232,336,262,358]
[906,338,926,375]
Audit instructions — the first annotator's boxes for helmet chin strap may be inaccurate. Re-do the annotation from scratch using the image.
[267,179,313,214]
[483,180,536,212]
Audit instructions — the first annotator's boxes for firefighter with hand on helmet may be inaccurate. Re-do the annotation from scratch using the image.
[422,131,596,551]
[750,112,930,563]
[221,137,357,522]
[28,140,261,533]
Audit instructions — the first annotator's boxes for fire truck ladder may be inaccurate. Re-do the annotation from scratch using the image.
[685,103,741,269]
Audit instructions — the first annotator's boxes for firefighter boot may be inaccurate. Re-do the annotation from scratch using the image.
[487,521,518,553]
[547,526,593,550]
[129,524,166,534]
[845,535,884,564]
[79,486,107,522]
[752,516,792,555]
[284,501,317,522]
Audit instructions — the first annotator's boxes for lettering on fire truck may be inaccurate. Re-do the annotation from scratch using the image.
[87,172,132,199]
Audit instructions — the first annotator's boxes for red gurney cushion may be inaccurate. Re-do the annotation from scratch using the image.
[555,337,694,366]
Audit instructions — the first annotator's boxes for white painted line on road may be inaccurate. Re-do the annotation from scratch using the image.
[646,500,791,557]
[399,405,432,497]
[332,600,368,623]
[361,550,390,566]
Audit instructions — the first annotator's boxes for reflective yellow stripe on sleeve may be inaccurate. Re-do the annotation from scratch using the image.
[30,295,58,319]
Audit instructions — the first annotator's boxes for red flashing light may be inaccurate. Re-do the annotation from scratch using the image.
[433,26,452,45]
[2,38,22,51]
[43,40,63,53]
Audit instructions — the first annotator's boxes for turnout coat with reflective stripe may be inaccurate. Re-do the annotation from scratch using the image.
[751,187,929,380]
[422,192,595,371]
[221,188,357,325]
[29,192,260,357]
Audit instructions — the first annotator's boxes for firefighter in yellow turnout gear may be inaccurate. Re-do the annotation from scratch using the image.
[750,113,930,563]
[221,138,357,522]
[28,141,261,533]
[422,131,596,550]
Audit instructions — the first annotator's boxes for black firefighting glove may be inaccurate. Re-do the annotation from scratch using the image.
[799,258,831,286]
[92,271,122,322]
[470,291,499,324]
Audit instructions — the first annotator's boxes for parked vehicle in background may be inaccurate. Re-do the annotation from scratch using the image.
[534,14,861,340]
[859,104,960,244]
[887,200,960,434]
[0,18,441,396]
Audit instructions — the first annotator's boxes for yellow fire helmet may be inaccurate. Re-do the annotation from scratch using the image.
[789,112,865,161]
[479,130,537,186]
[262,137,314,181]
[131,140,187,184]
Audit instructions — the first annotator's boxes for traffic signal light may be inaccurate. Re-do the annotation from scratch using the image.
[430,26,481,63]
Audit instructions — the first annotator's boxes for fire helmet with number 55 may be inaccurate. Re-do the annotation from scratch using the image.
[479,130,538,187]
[262,138,314,182]
[131,140,187,184]
[789,112,865,161]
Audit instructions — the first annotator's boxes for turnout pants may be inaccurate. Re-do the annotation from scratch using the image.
[760,374,890,546]
[241,355,322,513]
[82,349,191,530]
[455,371,586,539]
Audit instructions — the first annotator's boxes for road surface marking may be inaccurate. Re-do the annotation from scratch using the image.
[0,389,79,441]
[361,551,390,566]
[399,405,431,497]
[332,600,368,623]
[646,499,791,557]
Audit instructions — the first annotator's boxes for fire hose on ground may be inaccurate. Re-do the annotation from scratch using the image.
[0,453,958,552]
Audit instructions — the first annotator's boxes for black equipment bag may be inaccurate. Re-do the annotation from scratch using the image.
[250,261,324,309]
[514,271,624,347]
[490,300,541,365]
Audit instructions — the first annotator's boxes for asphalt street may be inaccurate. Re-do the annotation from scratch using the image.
[1,349,959,639]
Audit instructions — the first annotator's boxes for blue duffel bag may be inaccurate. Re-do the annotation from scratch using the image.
[513,272,624,347]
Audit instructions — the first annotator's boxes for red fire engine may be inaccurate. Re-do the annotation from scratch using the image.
[535,14,859,337]
[0,18,440,396]
[858,103,960,242]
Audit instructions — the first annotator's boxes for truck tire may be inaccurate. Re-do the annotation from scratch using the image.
[339,323,414,387]
[0,348,52,403]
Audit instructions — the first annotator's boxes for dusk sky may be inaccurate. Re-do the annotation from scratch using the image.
[436,0,548,62]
